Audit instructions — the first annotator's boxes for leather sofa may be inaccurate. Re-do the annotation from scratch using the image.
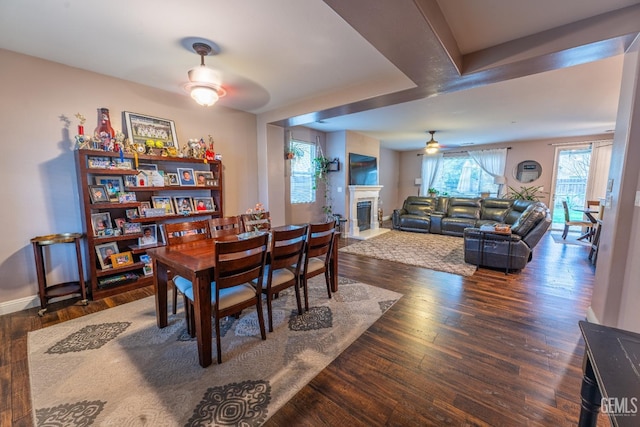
[392,196,551,271]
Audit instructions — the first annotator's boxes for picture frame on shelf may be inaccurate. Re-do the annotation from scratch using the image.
[115,158,134,170]
[139,201,151,215]
[125,208,140,219]
[139,224,159,246]
[114,217,126,229]
[124,175,137,188]
[194,171,214,186]
[137,162,158,171]
[91,212,112,236]
[87,156,111,169]
[176,167,195,186]
[94,176,124,201]
[205,178,217,187]
[166,173,179,186]
[89,185,110,203]
[151,196,174,214]
[123,222,142,235]
[118,192,137,203]
[193,197,216,212]
[123,111,179,150]
[95,242,119,270]
[110,251,134,268]
[173,196,194,214]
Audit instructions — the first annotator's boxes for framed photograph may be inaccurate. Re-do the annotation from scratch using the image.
[123,222,142,235]
[194,171,214,186]
[89,185,110,203]
[137,162,158,171]
[205,178,217,187]
[123,111,179,150]
[114,217,126,229]
[125,208,140,219]
[166,173,179,186]
[118,192,137,203]
[173,196,194,214]
[91,212,112,236]
[111,251,134,268]
[124,175,137,188]
[94,176,125,201]
[95,242,119,270]
[139,201,151,215]
[151,196,174,214]
[177,167,196,186]
[114,158,134,170]
[139,224,159,246]
[87,156,111,169]
[193,197,216,212]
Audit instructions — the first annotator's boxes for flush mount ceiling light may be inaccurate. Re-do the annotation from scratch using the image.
[425,130,440,154]
[185,42,226,107]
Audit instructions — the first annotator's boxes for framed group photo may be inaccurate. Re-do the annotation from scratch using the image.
[123,112,179,150]
[151,196,174,214]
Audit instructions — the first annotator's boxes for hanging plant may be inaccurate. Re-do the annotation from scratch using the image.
[285,145,303,160]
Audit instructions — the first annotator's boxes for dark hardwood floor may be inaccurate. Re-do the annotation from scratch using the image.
[1,231,607,426]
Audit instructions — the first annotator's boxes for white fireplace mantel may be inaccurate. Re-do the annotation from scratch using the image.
[348,185,388,239]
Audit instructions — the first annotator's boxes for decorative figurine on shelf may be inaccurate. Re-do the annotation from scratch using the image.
[205,135,216,161]
[75,113,86,136]
[73,113,91,149]
[94,108,115,151]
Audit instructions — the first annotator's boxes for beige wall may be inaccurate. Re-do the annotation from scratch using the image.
[0,49,257,309]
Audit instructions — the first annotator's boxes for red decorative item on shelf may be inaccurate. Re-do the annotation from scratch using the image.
[94,108,115,151]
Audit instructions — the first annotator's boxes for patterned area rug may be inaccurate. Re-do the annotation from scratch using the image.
[340,230,477,276]
[28,277,400,426]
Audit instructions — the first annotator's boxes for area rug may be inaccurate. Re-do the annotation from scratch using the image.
[340,230,477,276]
[28,276,401,426]
[551,232,591,247]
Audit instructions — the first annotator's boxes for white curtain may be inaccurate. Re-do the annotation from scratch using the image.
[586,140,613,202]
[468,148,508,196]
[420,153,442,196]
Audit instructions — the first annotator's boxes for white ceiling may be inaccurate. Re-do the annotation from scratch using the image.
[1,0,638,151]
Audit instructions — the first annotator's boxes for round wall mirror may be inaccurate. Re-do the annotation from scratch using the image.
[514,160,542,183]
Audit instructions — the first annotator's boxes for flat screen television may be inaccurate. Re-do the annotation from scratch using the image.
[349,153,378,185]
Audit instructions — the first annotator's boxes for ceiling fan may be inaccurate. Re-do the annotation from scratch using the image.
[424,130,440,154]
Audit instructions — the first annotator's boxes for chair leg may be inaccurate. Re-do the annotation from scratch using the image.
[172,284,178,315]
[266,294,274,333]
[324,270,332,299]
[562,224,569,239]
[215,314,222,364]
[255,294,266,340]
[293,279,303,315]
[302,276,310,311]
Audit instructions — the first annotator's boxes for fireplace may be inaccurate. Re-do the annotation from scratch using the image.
[357,201,372,231]
[347,185,388,239]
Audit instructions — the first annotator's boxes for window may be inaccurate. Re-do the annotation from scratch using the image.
[432,154,498,196]
[290,140,316,204]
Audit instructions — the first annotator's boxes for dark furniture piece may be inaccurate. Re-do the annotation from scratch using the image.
[301,221,336,311]
[392,196,551,271]
[578,320,640,427]
[30,233,88,316]
[563,200,593,240]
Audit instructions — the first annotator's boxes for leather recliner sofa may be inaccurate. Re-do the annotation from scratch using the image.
[392,196,551,271]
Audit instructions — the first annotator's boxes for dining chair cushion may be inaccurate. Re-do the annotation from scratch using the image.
[306,257,326,274]
[173,275,193,294]
[180,280,257,310]
[259,265,296,289]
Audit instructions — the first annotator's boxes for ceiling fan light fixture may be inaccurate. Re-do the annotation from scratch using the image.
[185,42,226,107]
[424,130,440,154]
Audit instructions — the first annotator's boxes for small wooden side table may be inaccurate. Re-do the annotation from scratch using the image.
[30,233,88,316]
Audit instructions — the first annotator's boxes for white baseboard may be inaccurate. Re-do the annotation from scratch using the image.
[0,295,40,316]
[586,306,600,324]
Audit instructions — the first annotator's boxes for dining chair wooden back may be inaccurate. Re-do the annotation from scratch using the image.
[561,200,592,239]
[163,220,211,325]
[240,211,271,233]
[262,225,308,332]
[301,220,336,311]
[164,220,211,245]
[210,216,241,238]
[211,234,269,363]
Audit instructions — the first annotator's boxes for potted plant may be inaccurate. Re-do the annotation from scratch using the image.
[285,145,303,160]
[506,185,543,201]
[313,155,333,220]
[427,187,439,197]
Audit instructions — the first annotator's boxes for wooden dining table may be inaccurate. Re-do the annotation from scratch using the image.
[572,207,599,241]
[146,226,339,368]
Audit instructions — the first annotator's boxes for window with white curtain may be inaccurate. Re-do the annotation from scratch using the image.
[290,140,316,204]
[431,153,499,196]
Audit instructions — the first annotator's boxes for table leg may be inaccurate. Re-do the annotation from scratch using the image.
[330,236,339,292]
[192,272,212,368]
[154,259,168,328]
[578,353,602,427]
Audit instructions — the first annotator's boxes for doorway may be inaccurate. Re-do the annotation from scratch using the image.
[549,144,592,230]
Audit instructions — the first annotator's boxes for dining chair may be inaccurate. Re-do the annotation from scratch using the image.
[240,211,271,233]
[561,200,592,240]
[176,234,269,363]
[300,220,336,311]
[261,224,308,332]
[209,216,241,237]
[164,220,211,332]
